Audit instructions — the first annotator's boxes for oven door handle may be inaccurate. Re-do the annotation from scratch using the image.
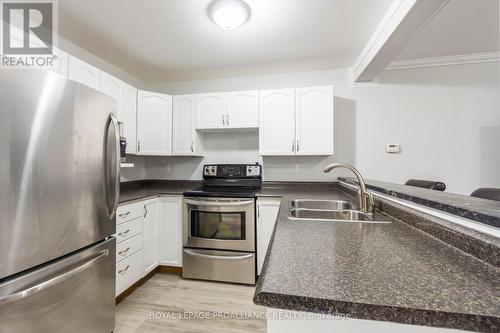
[184,199,254,207]
[183,249,253,261]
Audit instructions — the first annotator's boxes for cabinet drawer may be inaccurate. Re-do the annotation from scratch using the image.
[117,201,143,225]
[116,250,142,296]
[116,234,142,263]
[116,218,142,243]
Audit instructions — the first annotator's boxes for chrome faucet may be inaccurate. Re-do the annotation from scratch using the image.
[323,163,375,214]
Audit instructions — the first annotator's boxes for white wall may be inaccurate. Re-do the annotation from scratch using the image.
[120,155,147,182]
[140,62,500,195]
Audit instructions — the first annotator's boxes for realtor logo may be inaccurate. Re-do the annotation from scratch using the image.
[1,0,57,67]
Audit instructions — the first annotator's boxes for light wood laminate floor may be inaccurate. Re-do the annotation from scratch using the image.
[115,273,267,333]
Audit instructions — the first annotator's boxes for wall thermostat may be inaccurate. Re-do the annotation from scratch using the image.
[386,144,401,153]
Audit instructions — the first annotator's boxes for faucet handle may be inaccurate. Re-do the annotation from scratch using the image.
[365,192,375,214]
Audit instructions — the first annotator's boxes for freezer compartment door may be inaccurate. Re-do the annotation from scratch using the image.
[0,238,116,333]
[0,70,120,279]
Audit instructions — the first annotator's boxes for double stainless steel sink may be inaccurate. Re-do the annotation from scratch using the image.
[289,199,390,224]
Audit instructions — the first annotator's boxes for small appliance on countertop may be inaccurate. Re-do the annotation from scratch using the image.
[182,163,262,285]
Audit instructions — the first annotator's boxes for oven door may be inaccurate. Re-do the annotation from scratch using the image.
[183,197,255,252]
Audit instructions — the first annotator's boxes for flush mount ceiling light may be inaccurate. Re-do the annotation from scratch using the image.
[208,0,251,30]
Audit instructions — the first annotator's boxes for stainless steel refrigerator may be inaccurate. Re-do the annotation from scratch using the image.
[0,70,120,332]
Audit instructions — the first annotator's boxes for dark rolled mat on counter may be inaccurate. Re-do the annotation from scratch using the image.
[471,188,500,202]
[405,179,446,191]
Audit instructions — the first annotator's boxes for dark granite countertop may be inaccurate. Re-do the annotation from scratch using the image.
[119,180,201,203]
[339,177,500,229]
[254,183,500,332]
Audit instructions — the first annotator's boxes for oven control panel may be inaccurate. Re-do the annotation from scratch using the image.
[203,164,261,178]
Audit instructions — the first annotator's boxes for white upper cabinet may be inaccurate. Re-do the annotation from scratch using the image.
[196,93,225,129]
[99,71,121,115]
[121,83,138,154]
[173,95,201,156]
[137,90,172,156]
[195,91,259,130]
[259,89,296,155]
[295,86,334,155]
[68,55,100,90]
[225,90,259,129]
[99,73,138,154]
[259,86,334,156]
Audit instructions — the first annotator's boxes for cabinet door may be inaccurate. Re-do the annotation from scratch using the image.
[173,95,196,155]
[68,56,100,90]
[225,90,259,128]
[142,198,159,275]
[195,93,225,129]
[257,198,281,275]
[259,89,296,155]
[295,86,334,155]
[159,196,183,267]
[121,83,138,154]
[99,72,122,116]
[137,90,172,156]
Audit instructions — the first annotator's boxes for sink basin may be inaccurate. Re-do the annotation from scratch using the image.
[290,199,355,210]
[289,209,391,224]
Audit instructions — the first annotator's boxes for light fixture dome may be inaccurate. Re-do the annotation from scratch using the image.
[208,0,251,30]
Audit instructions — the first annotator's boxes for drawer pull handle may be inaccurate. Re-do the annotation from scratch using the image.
[118,247,130,256]
[118,265,130,275]
[118,229,130,236]
[118,211,130,218]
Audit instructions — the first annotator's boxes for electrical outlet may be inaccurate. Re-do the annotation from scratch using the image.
[386,144,401,153]
[293,164,300,173]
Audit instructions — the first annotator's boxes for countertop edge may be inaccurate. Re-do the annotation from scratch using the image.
[253,291,500,332]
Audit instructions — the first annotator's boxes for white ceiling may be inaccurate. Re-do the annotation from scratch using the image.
[59,0,394,83]
[396,0,500,60]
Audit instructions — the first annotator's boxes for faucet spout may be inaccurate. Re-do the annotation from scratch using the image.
[323,163,374,214]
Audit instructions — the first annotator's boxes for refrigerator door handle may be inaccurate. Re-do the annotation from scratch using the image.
[105,113,121,220]
[0,249,109,305]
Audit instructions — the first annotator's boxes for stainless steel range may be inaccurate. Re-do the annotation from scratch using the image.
[182,164,262,285]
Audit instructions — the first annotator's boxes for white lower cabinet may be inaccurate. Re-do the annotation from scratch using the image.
[116,250,142,296]
[116,218,142,244]
[115,201,144,297]
[257,197,281,275]
[142,198,160,275]
[116,195,184,297]
[159,196,183,267]
[116,234,142,263]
